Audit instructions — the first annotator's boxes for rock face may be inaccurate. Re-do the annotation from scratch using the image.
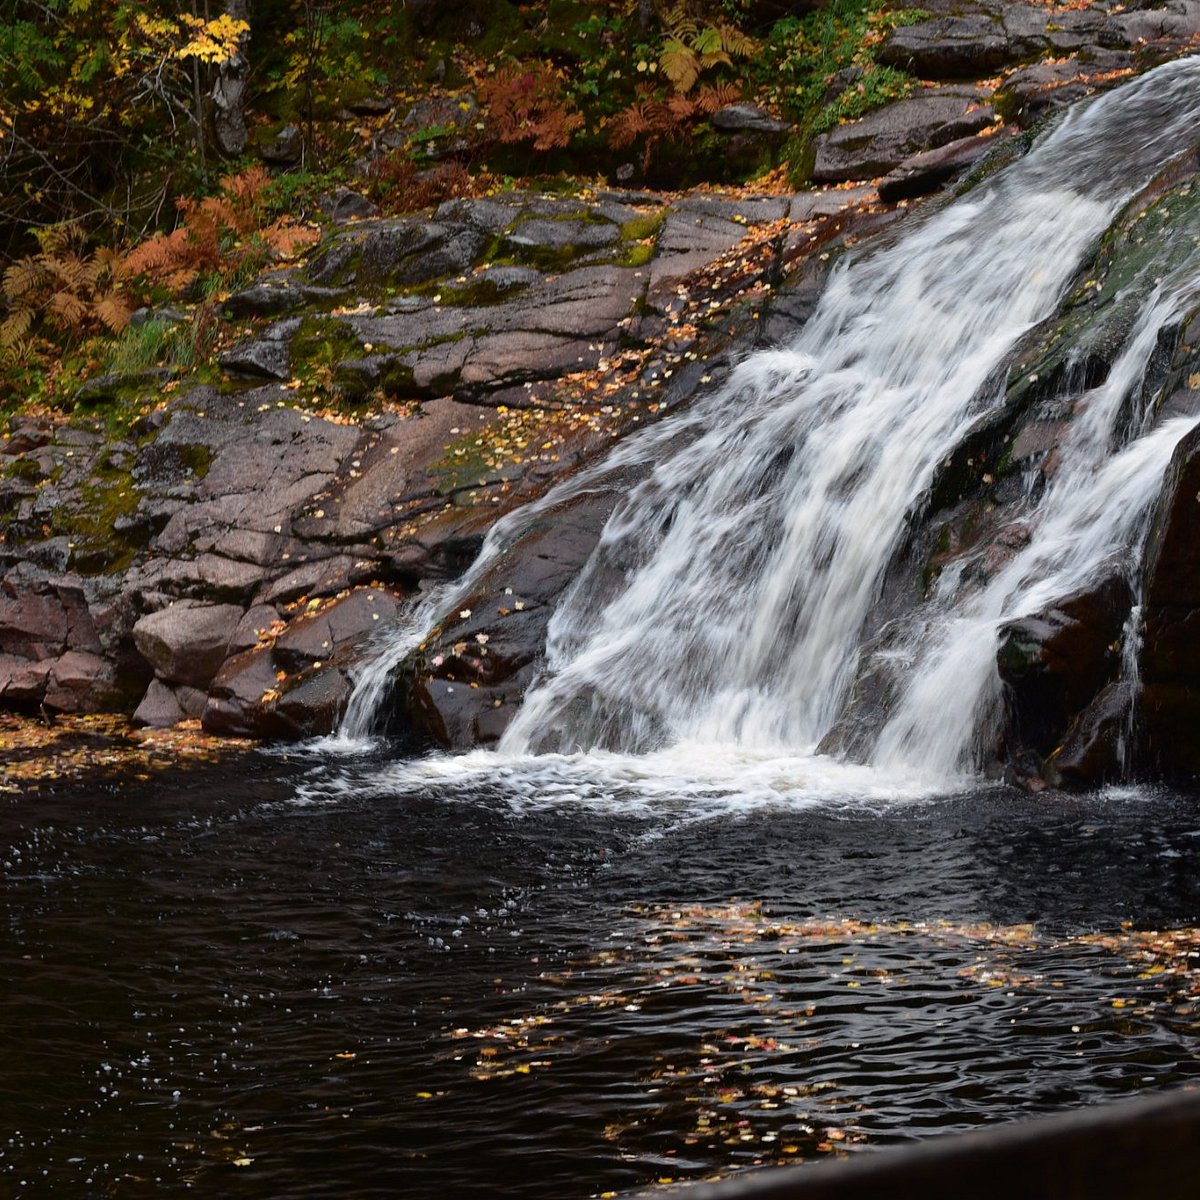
[1137,422,1200,777]
[0,180,879,737]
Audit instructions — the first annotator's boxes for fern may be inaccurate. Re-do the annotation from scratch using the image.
[0,221,133,352]
[696,81,743,114]
[93,291,133,333]
[0,308,34,350]
[480,63,584,152]
[657,11,757,95]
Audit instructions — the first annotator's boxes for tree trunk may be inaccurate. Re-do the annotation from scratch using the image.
[212,0,250,157]
[638,0,656,32]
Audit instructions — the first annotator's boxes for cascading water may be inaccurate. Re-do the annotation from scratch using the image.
[343,57,1200,794]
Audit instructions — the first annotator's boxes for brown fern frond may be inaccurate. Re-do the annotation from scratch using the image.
[93,291,133,333]
[696,81,742,113]
[221,166,270,211]
[2,256,48,299]
[481,62,584,152]
[46,289,88,332]
[165,268,199,293]
[532,109,583,151]
[0,307,34,349]
[260,219,321,260]
[667,95,698,121]
[609,102,659,150]
[33,221,81,260]
[92,245,129,286]
[122,231,185,278]
[55,252,95,294]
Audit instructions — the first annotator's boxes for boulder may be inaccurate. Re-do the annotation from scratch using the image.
[0,655,52,704]
[878,131,1006,202]
[317,187,380,223]
[1047,681,1135,787]
[1001,51,1135,124]
[272,587,403,672]
[997,576,1130,758]
[259,124,303,166]
[397,492,617,748]
[133,678,186,727]
[710,104,790,134]
[43,650,113,712]
[1101,0,1200,48]
[218,318,299,380]
[202,648,281,736]
[812,87,995,183]
[133,600,243,688]
[879,15,1025,79]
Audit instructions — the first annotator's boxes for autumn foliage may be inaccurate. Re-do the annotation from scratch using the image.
[1,170,317,357]
[479,64,585,152]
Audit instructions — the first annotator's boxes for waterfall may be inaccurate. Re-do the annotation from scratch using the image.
[345,58,1200,786]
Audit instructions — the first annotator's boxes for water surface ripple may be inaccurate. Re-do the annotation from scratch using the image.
[3,755,1200,1197]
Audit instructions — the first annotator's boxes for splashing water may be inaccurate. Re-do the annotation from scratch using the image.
[343,59,1200,797]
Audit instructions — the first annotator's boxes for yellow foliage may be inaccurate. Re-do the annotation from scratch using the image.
[175,13,250,65]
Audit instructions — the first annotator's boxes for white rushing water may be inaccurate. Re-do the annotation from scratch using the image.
[340,58,1200,799]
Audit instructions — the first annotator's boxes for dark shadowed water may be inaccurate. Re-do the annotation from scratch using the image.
[4,748,1200,1197]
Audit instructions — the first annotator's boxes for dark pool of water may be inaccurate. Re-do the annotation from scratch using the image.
[4,749,1200,1197]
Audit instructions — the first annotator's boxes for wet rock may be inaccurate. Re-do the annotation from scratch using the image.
[273,588,402,672]
[1001,51,1135,123]
[1138,423,1200,775]
[812,87,995,183]
[878,131,1007,201]
[274,668,353,735]
[228,604,281,655]
[132,600,243,688]
[203,648,280,736]
[201,588,401,737]
[1047,681,1135,787]
[398,493,618,748]
[997,576,1130,758]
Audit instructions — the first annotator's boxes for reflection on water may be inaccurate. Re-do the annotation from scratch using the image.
[3,748,1200,1198]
